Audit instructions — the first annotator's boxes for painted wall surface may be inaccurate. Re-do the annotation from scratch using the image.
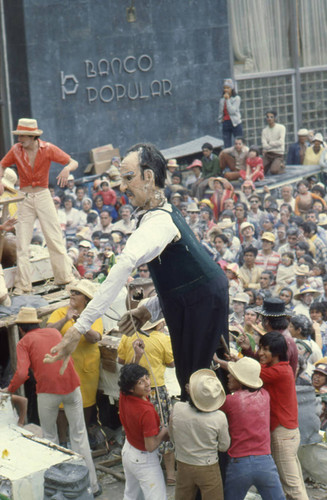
[4,0,230,176]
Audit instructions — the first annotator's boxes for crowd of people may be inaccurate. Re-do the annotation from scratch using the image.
[2,115,327,499]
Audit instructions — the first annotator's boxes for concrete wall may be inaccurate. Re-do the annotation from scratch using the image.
[4,0,230,176]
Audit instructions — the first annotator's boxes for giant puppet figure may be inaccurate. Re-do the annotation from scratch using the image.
[45,144,229,398]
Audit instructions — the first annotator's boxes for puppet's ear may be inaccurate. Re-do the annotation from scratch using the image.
[143,169,154,182]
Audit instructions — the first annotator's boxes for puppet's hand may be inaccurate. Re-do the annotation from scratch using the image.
[43,326,81,374]
[118,305,151,336]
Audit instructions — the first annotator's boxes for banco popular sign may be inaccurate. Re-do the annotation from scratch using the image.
[60,54,172,104]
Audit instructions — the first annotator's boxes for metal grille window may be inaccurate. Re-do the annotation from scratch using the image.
[236,74,295,150]
[300,69,327,138]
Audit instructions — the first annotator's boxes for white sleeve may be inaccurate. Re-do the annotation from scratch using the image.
[75,209,178,334]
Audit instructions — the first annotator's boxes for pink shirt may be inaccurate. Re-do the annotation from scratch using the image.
[221,388,271,457]
[1,140,71,189]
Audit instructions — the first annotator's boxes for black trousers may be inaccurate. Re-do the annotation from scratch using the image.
[160,276,229,401]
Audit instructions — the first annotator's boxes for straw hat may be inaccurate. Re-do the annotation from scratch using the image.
[2,168,18,193]
[226,263,239,276]
[216,219,234,230]
[189,369,226,412]
[78,239,92,248]
[297,128,308,136]
[12,118,43,136]
[232,292,250,304]
[187,202,200,213]
[167,159,178,168]
[208,176,227,190]
[294,285,320,300]
[68,279,98,300]
[228,358,263,389]
[16,307,41,324]
[142,318,165,331]
[294,264,310,276]
[240,221,254,233]
[313,132,324,143]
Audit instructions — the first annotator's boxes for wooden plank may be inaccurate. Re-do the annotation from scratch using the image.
[96,464,124,481]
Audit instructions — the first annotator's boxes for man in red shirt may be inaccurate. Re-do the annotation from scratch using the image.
[0,118,77,294]
[258,331,308,500]
[3,307,101,497]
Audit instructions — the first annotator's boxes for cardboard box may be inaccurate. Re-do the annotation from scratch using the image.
[90,144,113,163]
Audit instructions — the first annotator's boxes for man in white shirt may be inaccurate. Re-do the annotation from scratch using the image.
[45,143,229,400]
[261,110,286,175]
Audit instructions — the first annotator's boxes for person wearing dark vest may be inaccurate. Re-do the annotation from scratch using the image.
[44,143,229,400]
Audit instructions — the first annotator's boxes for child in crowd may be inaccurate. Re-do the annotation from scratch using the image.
[240,146,264,183]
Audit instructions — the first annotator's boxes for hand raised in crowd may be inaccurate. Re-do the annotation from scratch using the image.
[236,333,251,351]
[118,305,151,337]
[43,325,81,374]
[66,306,79,322]
[0,217,17,232]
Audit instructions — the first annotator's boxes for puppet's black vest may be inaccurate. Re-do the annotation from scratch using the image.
[144,205,224,298]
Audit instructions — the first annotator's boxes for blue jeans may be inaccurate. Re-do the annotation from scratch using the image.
[222,120,243,148]
[224,455,285,500]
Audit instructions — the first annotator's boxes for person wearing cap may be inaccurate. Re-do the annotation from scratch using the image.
[217,357,285,500]
[229,292,249,325]
[225,263,243,298]
[293,285,321,319]
[64,173,77,199]
[238,298,299,376]
[239,246,263,290]
[118,318,176,484]
[118,364,169,500]
[312,362,327,395]
[303,133,325,165]
[165,158,179,186]
[0,118,77,294]
[47,280,103,435]
[3,306,101,497]
[261,110,286,175]
[255,232,281,275]
[247,192,265,226]
[239,221,259,252]
[218,79,243,148]
[186,201,201,232]
[169,369,230,500]
[287,129,309,165]
[45,143,229,403]
[219,137,249,181]
[185,159,204,199]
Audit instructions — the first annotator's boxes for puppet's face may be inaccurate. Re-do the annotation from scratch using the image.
[120,152,155,208]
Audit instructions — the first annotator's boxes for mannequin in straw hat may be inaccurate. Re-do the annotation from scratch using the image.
[2,306,101,497]
[170,369,230,499]
[45,143,229,401]
[0,118,77,294]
